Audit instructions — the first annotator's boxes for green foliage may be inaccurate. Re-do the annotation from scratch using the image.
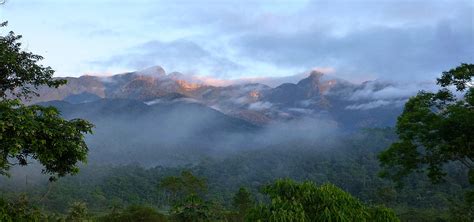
[98,205,168,222]
[0,99,93,180]
[0,195,45,221]
[160,171,226,221]
[379,63,474,186]
[160,170,207,204]
[0,21,65,99]
[448,198,474,222]
[0,22,94,181]
[437,63,474,91]
[0,129,466,220]
[375,187,397,204]
[378,63,474,219]
[368,206,400,222]
[66,201,89,221]
[246,179,399,222]
[171,194,219,222]
[232,187,254,219]
[396,208,450,222]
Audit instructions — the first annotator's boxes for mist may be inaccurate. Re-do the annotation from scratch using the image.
[74,99,342,167]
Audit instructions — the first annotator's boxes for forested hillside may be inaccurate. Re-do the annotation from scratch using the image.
[1,129,470,221]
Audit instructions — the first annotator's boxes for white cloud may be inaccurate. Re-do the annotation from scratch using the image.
[348,80,438,101]
[345,99,406,110]
[248,101,273,111]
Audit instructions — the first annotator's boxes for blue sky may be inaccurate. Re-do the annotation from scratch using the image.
[0,0,472,82]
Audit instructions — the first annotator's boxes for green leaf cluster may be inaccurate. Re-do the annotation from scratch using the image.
[0,99,93,180]
[0,21,94,181]
[0,21,65,99]
[379,63,474,185]
[246,179,399,222]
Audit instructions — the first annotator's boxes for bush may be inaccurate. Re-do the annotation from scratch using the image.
[0,196,45,221]
[246,179,399,222]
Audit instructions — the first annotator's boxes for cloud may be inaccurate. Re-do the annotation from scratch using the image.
[345,99,406,110]
[347,81,437,101]
[16,0,471,81]
[257,117,339,145]
[185,67,335,87]
[232,17,473,81]
[248,101,273,111]
[287,107,314,114]
[91,39,243,77]
[341,80,438,110]
[124,0,474,81]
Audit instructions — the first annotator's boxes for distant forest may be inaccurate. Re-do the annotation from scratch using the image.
[1,128,471,221]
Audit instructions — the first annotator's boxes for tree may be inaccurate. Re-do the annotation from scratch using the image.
[171,194,215,222]
[160,171,223,221]
[246,179,399,222]
[159,170,207,204]
[0,22,65,99]
[66,201,89,222]
[0,195,45,221]
[378,63,473,185]
[378,64,474,220]
[232,187,254,220]
[0,21,93,180]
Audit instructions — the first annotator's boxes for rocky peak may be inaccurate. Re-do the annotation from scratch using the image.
[297,71,324,87]
[308,70,324,80]
[295,71,326,98]
[136,66,166,76]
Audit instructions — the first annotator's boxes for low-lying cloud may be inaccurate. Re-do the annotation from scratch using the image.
[348,81,438,101]
[345,99,406,110]
[248,101,273,111]
[46,99,341,167]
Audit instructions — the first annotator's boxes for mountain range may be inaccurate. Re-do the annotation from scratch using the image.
[23,66,417,165]
[32,66,406,129]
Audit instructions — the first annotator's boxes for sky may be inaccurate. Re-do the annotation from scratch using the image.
[0,0,473,83]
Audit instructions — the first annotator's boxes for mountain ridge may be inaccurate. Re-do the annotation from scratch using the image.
[31,66,406,128]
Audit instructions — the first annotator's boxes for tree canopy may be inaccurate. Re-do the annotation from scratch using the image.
[246,179,399,222]
[159,170,207,203]
[379,63,473,186]
[0,21,93,180]
[0,22,65,99]
[233,187,254,219]
[160,171,223,221]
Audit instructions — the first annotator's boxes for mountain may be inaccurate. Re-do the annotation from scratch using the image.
[63,92,102,104]
[263,71,332,110]
[31,66,405,129]
[29,66,412,166]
